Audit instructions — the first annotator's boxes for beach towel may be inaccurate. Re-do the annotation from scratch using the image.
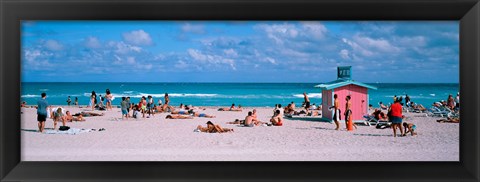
[44,128,94,135]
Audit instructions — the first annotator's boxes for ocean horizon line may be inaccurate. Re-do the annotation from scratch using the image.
[21,81,460,84]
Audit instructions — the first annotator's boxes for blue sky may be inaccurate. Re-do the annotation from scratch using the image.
[21,21,459,83]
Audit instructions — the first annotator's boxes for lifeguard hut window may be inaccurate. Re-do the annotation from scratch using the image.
[337,66,352,80]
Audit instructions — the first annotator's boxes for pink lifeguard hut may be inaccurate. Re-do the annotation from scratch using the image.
[315,66,377,123]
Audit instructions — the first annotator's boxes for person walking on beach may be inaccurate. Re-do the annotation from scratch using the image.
[74,97,78,106]
[89,91,96,111]
[106,89,113,111]
[332,94,340,130]
[66,96,71,106]
[120,97,129,120]
[303,92,311,110]
[37,93,49,132]
[390,99,404,137]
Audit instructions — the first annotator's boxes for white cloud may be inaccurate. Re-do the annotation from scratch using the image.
[223,49,238,57]
[339,49,350,59]
[181,23,205,34]
[353,35,400,53]
[44,40,63,51]
[108,41,142,54]
[126,57,136,64]
[264,57,277,65]
[122,30,153,46]
[256,23,299,44]
[85,36,102,48]
[301,22,327,40]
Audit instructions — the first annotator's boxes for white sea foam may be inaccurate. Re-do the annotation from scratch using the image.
[292,93,322,98]
[21,94,40,98]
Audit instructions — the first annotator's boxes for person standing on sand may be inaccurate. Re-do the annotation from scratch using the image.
[303,92,310,111]
[37,93,49,132]
[74,97,78,106]
[89,91,96,111]
[66,96,71,106]
[120,97,129,120]
[390,99,404,137]
[106,89,113,111]
[344,95,356,130]
[332,94,340,130]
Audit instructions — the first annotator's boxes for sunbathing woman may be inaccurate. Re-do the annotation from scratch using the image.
[436,117,460,123]
[192,112,215,118]
[196,121,233,133]
[165,114,193,119]
[218,103,243,111]
[171,110,190,115]
[65,111,85,122]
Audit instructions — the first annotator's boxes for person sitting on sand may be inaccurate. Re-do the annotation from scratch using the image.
[165,114,193,119]
[403,122,417,136]
[270,110,283,126]
[192,112,215,118]
[195,121,234,133]
[244,111,262,127]
[65,111,85,122]
[436,117,460,123]
[218,103,243,111]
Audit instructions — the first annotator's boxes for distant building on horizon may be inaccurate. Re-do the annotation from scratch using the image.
[315,66,377,123]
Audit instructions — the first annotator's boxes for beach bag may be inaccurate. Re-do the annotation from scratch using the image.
[59,126,70,131]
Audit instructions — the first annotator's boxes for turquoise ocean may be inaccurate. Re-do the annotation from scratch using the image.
[21,82,459,108]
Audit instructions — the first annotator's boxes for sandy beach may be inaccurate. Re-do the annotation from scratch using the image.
[20,106,459,161]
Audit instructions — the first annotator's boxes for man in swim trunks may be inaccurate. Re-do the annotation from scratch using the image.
[37,93,49,132]
[303,92,310,110]
[332,94,340,130]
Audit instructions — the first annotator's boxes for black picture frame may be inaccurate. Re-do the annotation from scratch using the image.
[1,0,479,181]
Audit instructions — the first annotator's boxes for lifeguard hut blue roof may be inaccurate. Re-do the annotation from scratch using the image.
[314,79,377,90]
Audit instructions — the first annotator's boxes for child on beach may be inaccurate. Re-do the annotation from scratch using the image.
[120,97,129,120]
[403,122,417,136]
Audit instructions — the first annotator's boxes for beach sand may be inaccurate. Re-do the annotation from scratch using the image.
[21,106,459,161]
